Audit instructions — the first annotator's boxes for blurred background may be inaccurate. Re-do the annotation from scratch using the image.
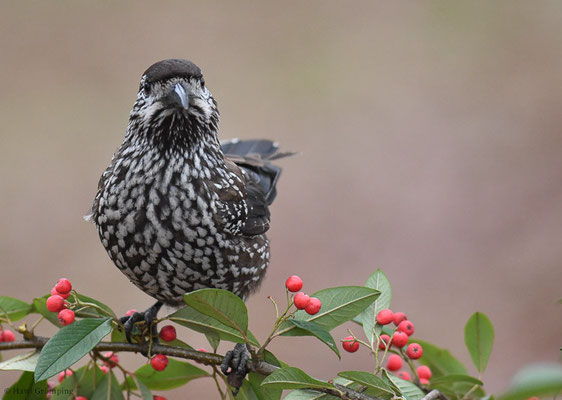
[1,1,561,398]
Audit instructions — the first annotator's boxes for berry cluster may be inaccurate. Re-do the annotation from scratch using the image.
[46,278,75,326]
[286,275,322,315]
[340,308,432,386]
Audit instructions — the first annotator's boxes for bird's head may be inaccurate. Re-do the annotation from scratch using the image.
[129,59,220,150]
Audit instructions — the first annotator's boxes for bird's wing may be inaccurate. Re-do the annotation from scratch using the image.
[213,158,271,237]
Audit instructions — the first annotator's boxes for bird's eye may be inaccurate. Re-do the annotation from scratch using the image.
[200,78,205,88]
[141,81,151,95]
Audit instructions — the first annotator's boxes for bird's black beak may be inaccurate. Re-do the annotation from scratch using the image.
[166,83,189,110]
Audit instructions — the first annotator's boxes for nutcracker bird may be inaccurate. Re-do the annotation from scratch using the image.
[88,59,291,389]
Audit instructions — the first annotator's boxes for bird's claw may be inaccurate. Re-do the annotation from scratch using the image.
[221,343,250,394]
[119,301,163,350]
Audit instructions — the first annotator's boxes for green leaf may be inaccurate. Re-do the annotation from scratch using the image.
[0,297,32,323]
[4,371,48,400]
[464,312,494,373]
[415,339,467,377]
[32,296,62,327]
[386,372,425,400]
[74,294,116,319]
[169,306,259,346]
[237,379,261,400]
[338,371,396,397]
[249,372,282,400]
[50,376,75,400]
[497,363,562,400]
[357,269,392,344]
[430,374,484,386]
[287,320,340,358]
[261,367,335,391]
[279,286,379,336]
[35,318,112,382]
[205,332,220,351]
[130,374,153,400]
[134,358,208,390]
[0,351,40,372]
[183,288,248,334]
[75,364,106,398]
[91,371,124,400]
[284,390,339,399]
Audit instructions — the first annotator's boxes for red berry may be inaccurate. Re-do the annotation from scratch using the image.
[153,396,167,400]
[393,312,407,325]
[58,309,75,326]
[376,309,394,325]
[75,397,88,400]
[150,354,169,371]
[398,320,415,336]
[100,365,109,374]
[378,334,391,350]
[2,330,15,342]
[159,325,177,342]
[46,295,65,313]
[406,343,423,359]
[197,348,208,353]
[285,275,303,292]
[55,278,72,294]
[51,287,70,300]
[386,354,403,371]
[294,292,311,310]
[420,378,430,384]
[304,297,321,315]
[392,331,408,348]
[342,336,359,353]
[58,369,72,383]
[125,309,137,317]
[417,365,432,379]
[397,371,411,381]
[103,351,119,367]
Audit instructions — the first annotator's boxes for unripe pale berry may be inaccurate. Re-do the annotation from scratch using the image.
[398,320,415,336]
[294,292,310,310]
[103,351,119,368]
[285,275,303,292]
[58,370,72,383]
[417,365,432,379]
[100,365,109,374]
[159,325,177,342]
[304,297,322,315]
[392,331,408,348]
[125,309,136,317]
[51,287,70,300]
[376,309,394,325]
[55,278,72,294]
[342,336,359,353]
[378,334,391,350]
[420,378,430,384]
[47,295,66,313]
[406,343,423,359]
[386,354,403,371]
[151,354,169,371]
[2,330,15,342]
[393,312,407,326]
[397,371,411,381]
[58,309,75,326]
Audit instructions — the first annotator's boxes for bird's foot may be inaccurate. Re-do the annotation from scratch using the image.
[221,343,250,394]
[119,301,163,348]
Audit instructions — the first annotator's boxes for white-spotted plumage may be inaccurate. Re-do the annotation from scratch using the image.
[90,60,287,305]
